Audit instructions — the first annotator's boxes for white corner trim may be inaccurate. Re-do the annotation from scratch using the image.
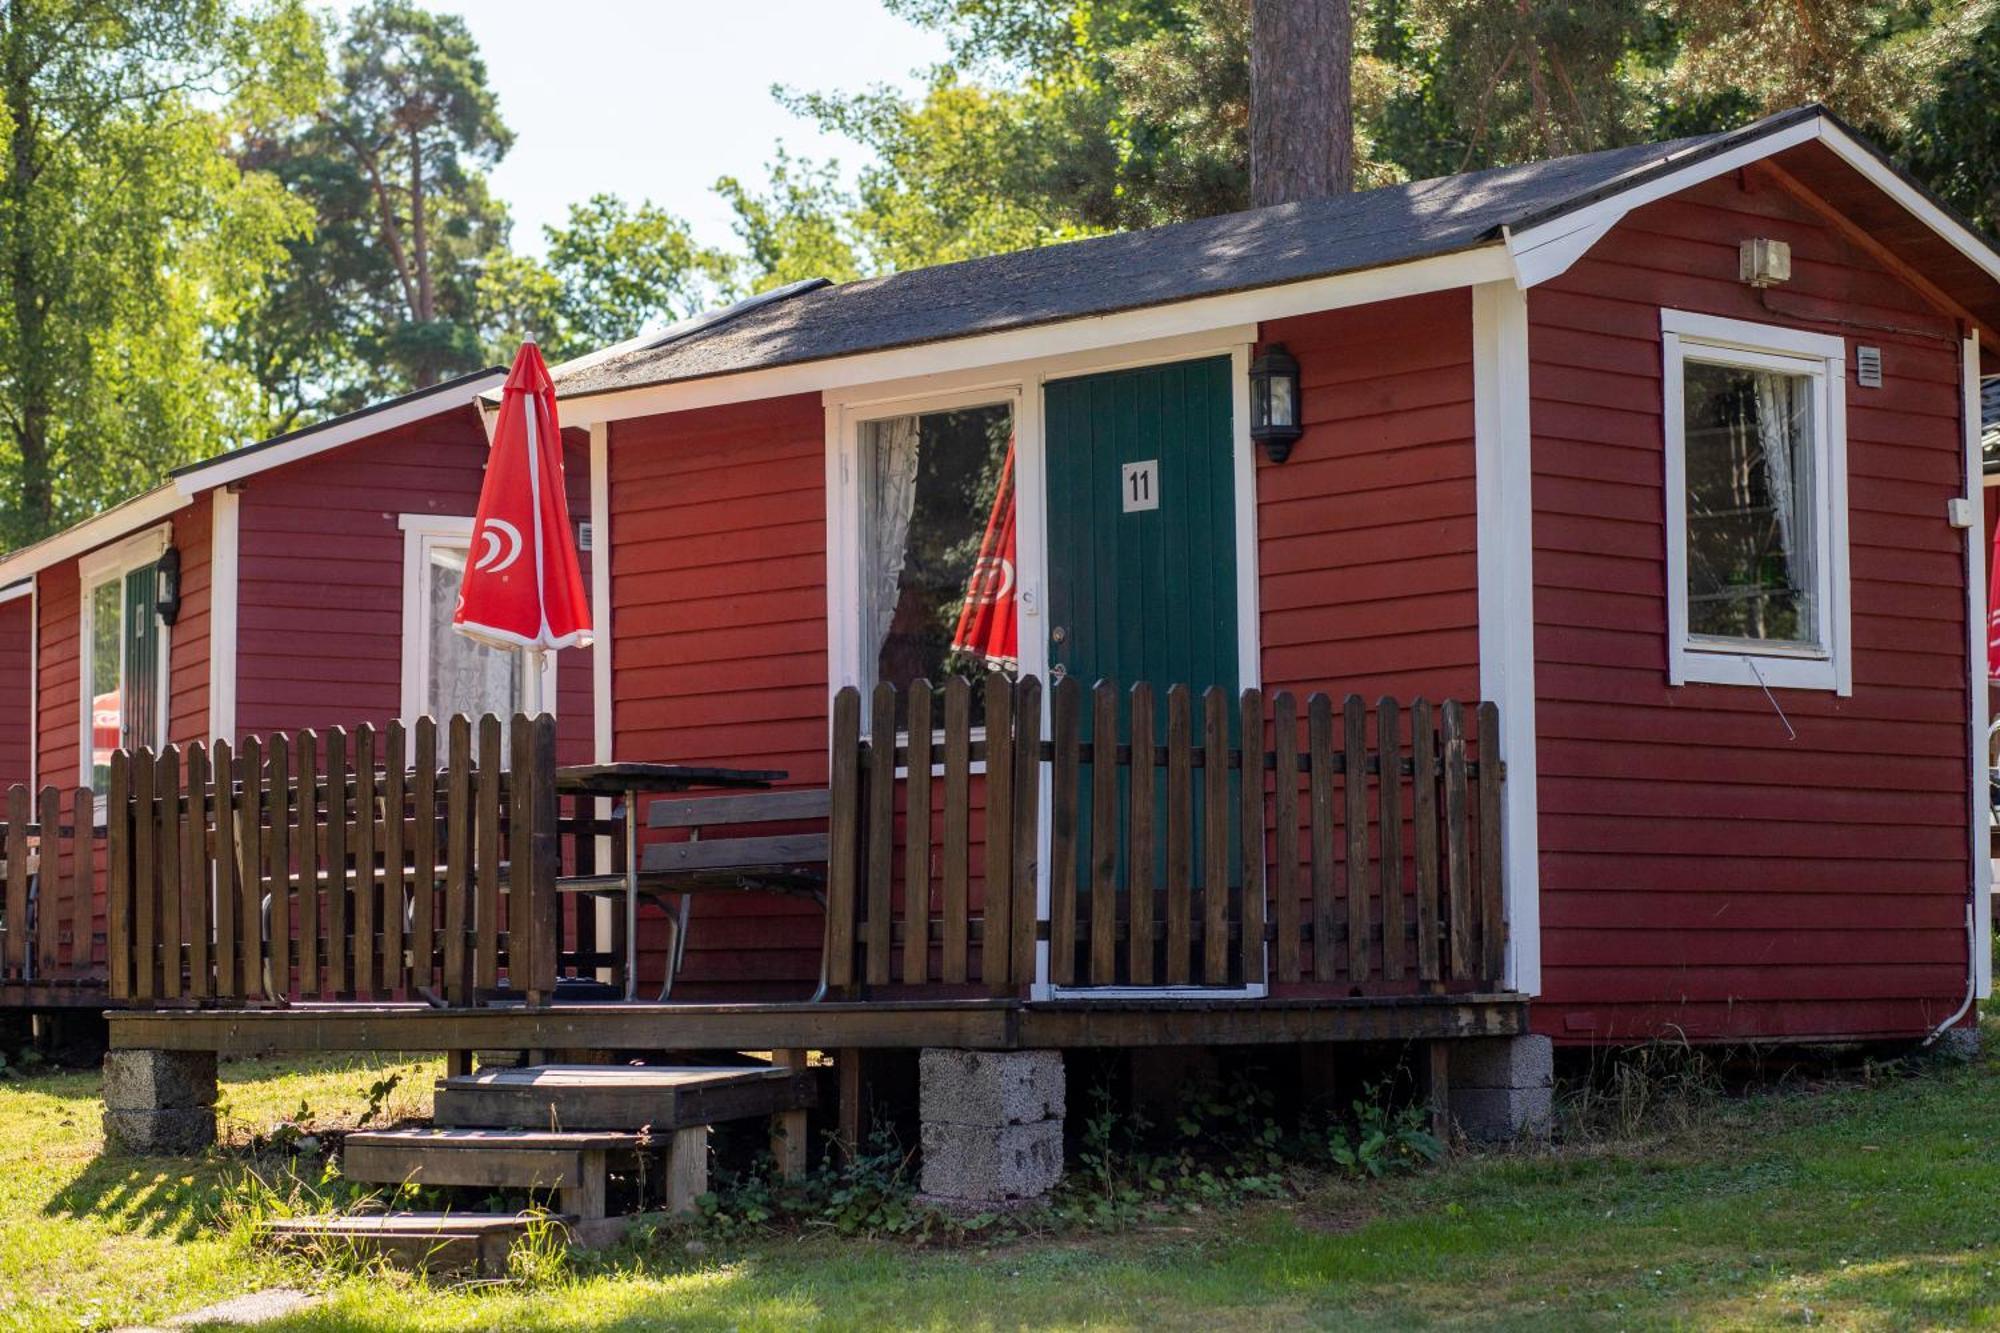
[207,489,239,746]
[177,371,506,496]
[1472,281,1542,997]
[565,248,1514,428]
[26,574,37,793]
[1962,334,1992,998]
[590,422,612,764]
[1660,308,1851,695]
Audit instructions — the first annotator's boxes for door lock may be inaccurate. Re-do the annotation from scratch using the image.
[1051,625,1067,644]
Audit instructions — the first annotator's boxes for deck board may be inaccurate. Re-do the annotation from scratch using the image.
[108,993,1526,1054]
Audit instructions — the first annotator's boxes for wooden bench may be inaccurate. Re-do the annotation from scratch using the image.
[562,789,833,1001]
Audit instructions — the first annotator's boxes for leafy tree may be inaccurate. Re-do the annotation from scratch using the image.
[0,0,322,544]
[236,0,510,423]
[479,194,734,362]
[716,150,869,291]
[1896,1,2000,234]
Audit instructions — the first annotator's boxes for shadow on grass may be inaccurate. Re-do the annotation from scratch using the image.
[42,1147,229,1243]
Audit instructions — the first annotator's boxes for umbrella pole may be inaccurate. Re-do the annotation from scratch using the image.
[526,646,549,718]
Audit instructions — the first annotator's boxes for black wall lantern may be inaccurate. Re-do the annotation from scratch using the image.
[155,545,182,626]
[1249,343,1303,462]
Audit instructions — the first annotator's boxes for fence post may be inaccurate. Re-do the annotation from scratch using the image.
[825,686,862,994]
[527,713,560,1005]
[6,786,28,979]
[1477,702,1505,986]
[37,785,60,980]
[107,754,130,1000]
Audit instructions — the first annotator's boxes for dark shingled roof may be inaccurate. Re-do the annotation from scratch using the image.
[557,107,1837,400]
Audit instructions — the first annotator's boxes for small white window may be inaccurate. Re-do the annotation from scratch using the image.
[398,515,556,732]
[1662,309,1850,693]
[78,526,172,787]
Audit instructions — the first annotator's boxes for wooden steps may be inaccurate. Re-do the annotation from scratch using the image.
[268,1061,816,1270]
[433,1062,816,1132]
[263,1211,571,1275]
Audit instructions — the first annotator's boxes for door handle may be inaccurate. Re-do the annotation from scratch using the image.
[1049,663,1067,683]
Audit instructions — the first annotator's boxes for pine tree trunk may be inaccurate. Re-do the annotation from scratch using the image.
[1250,0,1354,207]
[3,13,52,541]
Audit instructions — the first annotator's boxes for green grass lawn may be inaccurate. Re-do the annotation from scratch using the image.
[3,1032,2000,1331]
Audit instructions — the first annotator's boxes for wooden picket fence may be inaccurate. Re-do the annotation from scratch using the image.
[0,789,106,994]
[824,675,1503,996]
[100,714,560,1006]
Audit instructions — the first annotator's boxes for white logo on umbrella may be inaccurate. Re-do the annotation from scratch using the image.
[474,517,523,574]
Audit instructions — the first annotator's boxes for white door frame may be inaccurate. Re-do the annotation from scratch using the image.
[822,327,1266,999]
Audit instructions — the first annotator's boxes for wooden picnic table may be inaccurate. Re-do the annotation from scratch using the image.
[556,763,785,1000]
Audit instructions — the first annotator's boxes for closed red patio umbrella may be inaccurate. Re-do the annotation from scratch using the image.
[455,340,592,711]
[950,438,1018,671]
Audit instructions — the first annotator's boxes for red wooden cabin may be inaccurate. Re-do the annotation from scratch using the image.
[13,106,2000,1121]
[524,105,1998,1048]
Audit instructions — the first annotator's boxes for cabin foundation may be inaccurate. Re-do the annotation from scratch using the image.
[918,1048,1065,1205]
[102,1049,217,1154]
[1445,1034,1553,1143]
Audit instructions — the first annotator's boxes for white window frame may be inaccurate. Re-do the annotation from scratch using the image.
[398,513,557,729]
[77,523,173,781]
[1661,308,1851,695]
[828,383,1026,753]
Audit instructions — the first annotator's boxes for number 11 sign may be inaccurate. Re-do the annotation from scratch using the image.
[1122,459,1159,513]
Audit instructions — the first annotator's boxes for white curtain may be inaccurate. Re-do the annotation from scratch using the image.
[1753,372,1810,606]
[864,415,921,671]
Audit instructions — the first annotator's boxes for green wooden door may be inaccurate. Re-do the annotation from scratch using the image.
[123,563,162,752]
[1044,355,1240,698]
[1044,356,1244,987]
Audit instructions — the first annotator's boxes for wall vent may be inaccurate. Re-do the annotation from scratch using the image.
[1856,346,1882,388]
[577,521,594,552]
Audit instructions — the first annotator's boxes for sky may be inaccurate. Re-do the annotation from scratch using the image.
[329,0,952,256]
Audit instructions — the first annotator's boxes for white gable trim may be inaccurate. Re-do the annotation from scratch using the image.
[561,247,1515,428]
[1506,115,2000,290]
[177,371,505,496]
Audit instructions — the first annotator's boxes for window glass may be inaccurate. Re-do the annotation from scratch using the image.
[424,542,523,722]
[860,403,1015,726]
[90,580,123,788]
[1681,360,1818,647]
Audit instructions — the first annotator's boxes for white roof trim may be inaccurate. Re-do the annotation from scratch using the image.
[0,371,504,586]
[0,487,190,588]
[178,369,505,496]
[1505,117,1822,285]
[1505,114,2000,290]
[560,246,1516,428]
[0,580,31,605]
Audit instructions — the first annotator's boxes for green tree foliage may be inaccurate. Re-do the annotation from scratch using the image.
[0,0,322,545]
[729,0,1999,291]
[237,0,510,417]
[479,194,735,363]
[1897,3,2000,234]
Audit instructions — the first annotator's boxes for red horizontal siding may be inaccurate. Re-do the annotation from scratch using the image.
[1529,165,1975,1043]
[1254,291,1482,999]
[609,394,829,998]
[0,595,30,790]
[232,406,593,766]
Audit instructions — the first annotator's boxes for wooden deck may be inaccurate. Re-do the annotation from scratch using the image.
[106,991,1526,1055]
